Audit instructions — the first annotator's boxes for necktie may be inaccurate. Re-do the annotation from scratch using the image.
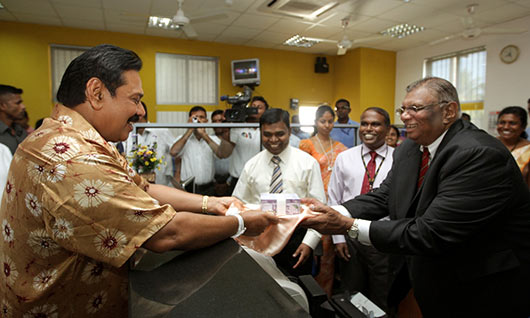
[361,151,378,194]
[417,147,430,188]
[270,156,283,193]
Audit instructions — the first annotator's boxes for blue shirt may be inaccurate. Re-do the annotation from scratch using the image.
[526,127,530,141]
[330,119,358,148]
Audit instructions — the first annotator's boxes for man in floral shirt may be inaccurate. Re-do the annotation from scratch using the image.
[0,44,277,317]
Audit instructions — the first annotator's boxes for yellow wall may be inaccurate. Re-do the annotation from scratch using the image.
[335,47,396,122]
[0,21,395,126]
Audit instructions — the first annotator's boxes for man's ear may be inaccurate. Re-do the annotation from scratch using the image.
[85,77,105,110]
[443,101,459,125]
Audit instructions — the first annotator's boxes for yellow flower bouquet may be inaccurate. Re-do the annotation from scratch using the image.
[129,143,164,174]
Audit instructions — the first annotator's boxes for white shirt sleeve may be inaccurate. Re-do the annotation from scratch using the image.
[331,205,350,244]
[232,166,249,203]
[327,157,343,206]
[0,144,13,202]
[356,219,372,246]
[301,228,322,250]
[331,205,372,246]
[332,235,346,244]
[308,159,327,204]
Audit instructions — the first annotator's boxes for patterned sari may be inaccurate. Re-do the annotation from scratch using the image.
[512,143,530,172]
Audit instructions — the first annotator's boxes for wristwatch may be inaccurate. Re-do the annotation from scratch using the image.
[347,219,359,239]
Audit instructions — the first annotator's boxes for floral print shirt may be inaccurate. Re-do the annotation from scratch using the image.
[0,105,176,317]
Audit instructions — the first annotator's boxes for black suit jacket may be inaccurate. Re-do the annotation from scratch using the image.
[343,119,530,317]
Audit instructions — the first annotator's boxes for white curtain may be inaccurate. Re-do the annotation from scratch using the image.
[156,53,218,105]
[51,45,88,102]
[424,46,486,104]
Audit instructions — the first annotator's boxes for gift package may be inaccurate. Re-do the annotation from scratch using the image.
[260,193,301,215]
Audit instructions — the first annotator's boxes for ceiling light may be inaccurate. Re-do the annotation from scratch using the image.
[283,35,322,48]
[380,23,425,39]
[0,2,4,9]
[148,16,181,30]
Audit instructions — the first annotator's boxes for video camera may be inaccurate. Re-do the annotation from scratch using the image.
[220,85,257,122]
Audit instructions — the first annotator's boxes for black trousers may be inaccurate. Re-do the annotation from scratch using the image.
[273,227,313,279]
[338,238,392,313]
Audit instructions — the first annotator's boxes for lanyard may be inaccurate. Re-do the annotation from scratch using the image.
[361,145,388,191]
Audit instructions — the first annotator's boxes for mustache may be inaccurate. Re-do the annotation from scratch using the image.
[128,114,140,123]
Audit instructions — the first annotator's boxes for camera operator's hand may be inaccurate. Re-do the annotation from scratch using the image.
[196,126,207,138]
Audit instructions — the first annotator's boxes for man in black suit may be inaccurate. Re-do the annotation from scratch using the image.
[302,77,530,317]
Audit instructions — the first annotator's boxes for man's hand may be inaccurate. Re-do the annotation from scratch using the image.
[240,211,279,236]
[335,243,351,261]
[195,126,207,138]
[208,196,243,215]
[301,198,353,235]
[292,243,312,268]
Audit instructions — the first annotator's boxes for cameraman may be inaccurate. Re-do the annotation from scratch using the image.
[217,96,268,194]
[170,106,222,195]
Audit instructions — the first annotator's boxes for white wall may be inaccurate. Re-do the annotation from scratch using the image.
[395,15,530,133]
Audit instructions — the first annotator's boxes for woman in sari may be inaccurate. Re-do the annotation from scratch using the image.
[299,105,347,295]
[497,106,530,187]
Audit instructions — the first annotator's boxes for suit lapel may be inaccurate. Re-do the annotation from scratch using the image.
[395,146,422,219]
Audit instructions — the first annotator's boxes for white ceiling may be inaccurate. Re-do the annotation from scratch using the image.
[1,0,529,54]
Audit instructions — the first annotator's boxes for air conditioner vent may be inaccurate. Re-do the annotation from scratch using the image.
[259,0,343,20]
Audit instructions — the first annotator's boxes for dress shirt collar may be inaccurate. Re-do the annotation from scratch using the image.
[0,120,8,134]
[335,118,360,125]
[265,145,292,165]
[361,143,389,159]
[420,129,448,161]
[0,120,24,135]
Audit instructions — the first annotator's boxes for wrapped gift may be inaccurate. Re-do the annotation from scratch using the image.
[260,193,301,215]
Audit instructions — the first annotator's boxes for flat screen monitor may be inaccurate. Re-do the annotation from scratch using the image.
[231,58,260,86]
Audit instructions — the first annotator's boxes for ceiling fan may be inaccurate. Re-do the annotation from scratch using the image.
[429,4,527,45]
[329,18,386,55]
[148,0,228,38]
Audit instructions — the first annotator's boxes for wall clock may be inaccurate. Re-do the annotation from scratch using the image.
[500,45,519,64]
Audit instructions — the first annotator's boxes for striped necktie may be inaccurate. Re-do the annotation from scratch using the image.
[417,147,430,189]
[270,155,283,193]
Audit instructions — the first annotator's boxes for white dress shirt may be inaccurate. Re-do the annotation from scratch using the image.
[233,146,326,249]
[214,154,230,177]
[177,134,221,185]
[0,143,13,202]
[124,128,174,186]
[229,127,261,178]
[328,143,394,244]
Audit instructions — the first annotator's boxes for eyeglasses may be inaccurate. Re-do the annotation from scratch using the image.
[395,101,448,116]
[335,106,350,111]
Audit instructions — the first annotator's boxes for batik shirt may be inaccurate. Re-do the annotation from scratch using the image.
[0,105,176,317]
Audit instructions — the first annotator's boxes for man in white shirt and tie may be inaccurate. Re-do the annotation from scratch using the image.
[328,107,394,312]
[233,108,325,277]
